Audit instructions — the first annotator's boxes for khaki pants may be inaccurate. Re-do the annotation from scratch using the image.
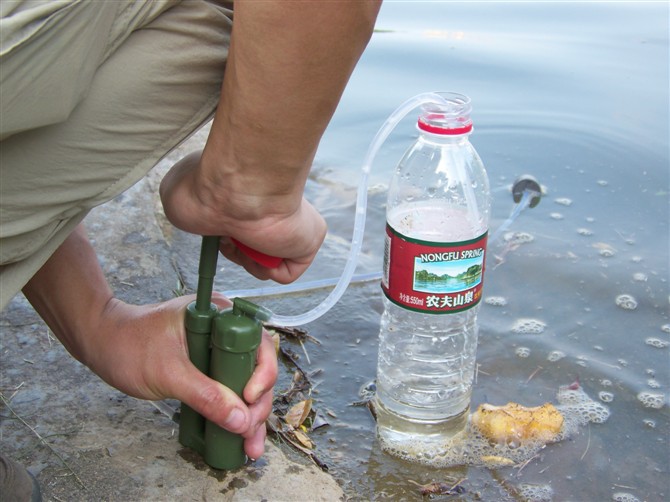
[0,0,233,309]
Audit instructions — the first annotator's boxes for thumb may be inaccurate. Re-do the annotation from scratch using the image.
[173,361,251,434]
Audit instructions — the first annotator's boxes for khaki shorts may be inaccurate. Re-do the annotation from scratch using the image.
[0,0,233,309]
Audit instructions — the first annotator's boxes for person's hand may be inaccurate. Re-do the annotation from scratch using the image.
[159,151,327,284]
[22,226,277,461]
[160,1,380,283]
[84,293,277,460]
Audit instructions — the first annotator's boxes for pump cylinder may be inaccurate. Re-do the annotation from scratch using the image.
[204,304,262,470]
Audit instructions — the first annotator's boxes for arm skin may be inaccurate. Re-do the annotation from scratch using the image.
[160,0,383,283]
[22,225,277,459]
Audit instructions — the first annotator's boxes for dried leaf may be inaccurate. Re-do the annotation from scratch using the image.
[481,455,516,467]
[310,411,330,431]
[291,428,315,449]
[284,399,313,429]
[270,330,281,355]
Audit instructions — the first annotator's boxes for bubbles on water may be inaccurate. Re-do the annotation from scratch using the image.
[643,419,656,428]
[485,296,508,307]
[661,323,670,334]
[547,350,566,362]
[517,483,554,502]
[597,179,609,187]
[592,242,616,257]
[503,231,534,245]
[577,227,594,236]
[615,294,638,310]
[647,379,660,389]
[554,197,572,206]
[598,391,614,403]
[557,384,611,426]
[631,255,643,263]
[515,347,531,358]
[632,272,647,282]
[612,492,641,502]
[600,379,612,387]
[645,337,669,348]
[511,318,546,334]
[637,391,665,409]
[550,212,564,220]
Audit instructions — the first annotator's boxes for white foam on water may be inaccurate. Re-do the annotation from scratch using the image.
[511,318,546,334]
[503,231,534,245]
[547,350,566,362]
[645,337,669,348]
[517,483,554,502]
[636,391,666,409]
[484,296,508,307]
[598,391,614,403]
[615,294,638,310]
[612,492,641,502]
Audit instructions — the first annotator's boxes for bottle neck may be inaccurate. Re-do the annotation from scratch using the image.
[418,129,472,146]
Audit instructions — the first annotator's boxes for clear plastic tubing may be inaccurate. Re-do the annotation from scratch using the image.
[263,92,450,327]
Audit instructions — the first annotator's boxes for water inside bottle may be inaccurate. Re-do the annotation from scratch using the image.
[376,201,485,458]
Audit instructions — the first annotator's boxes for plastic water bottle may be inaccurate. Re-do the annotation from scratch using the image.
[375,92,490,461]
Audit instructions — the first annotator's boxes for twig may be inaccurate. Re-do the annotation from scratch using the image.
[299,340,311,365]
[525,366,543,384]
[0,392,86,489]
[613,483,638,490]
[580,424,591,461]
[7,382,25,402]
[515,451,541,476]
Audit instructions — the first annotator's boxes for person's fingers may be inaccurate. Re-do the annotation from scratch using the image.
[242,389,273,458]
[248,388,274,436]
[244,330,278,404]
[244,420,268,460]
[171,361,252,434]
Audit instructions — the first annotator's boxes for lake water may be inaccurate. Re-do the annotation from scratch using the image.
[206,2,668,500]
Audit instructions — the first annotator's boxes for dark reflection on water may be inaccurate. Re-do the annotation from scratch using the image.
[212,3,668,500]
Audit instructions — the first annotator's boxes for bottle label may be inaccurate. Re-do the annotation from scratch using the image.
[382,224,487,314]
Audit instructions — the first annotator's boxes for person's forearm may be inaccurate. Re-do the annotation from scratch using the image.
[198,0,382,221]
[22,224,113,366]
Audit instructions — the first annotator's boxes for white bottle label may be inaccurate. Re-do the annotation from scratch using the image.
[382,223,487,314]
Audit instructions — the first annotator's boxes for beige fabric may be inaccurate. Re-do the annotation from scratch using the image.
[0,0,233,309]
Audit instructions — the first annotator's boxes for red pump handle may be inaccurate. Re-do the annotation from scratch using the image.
[231,238,283,269]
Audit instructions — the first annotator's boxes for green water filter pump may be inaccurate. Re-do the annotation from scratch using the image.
[178,235,270,470]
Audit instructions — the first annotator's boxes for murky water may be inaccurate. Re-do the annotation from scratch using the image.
[186,3,669,500]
